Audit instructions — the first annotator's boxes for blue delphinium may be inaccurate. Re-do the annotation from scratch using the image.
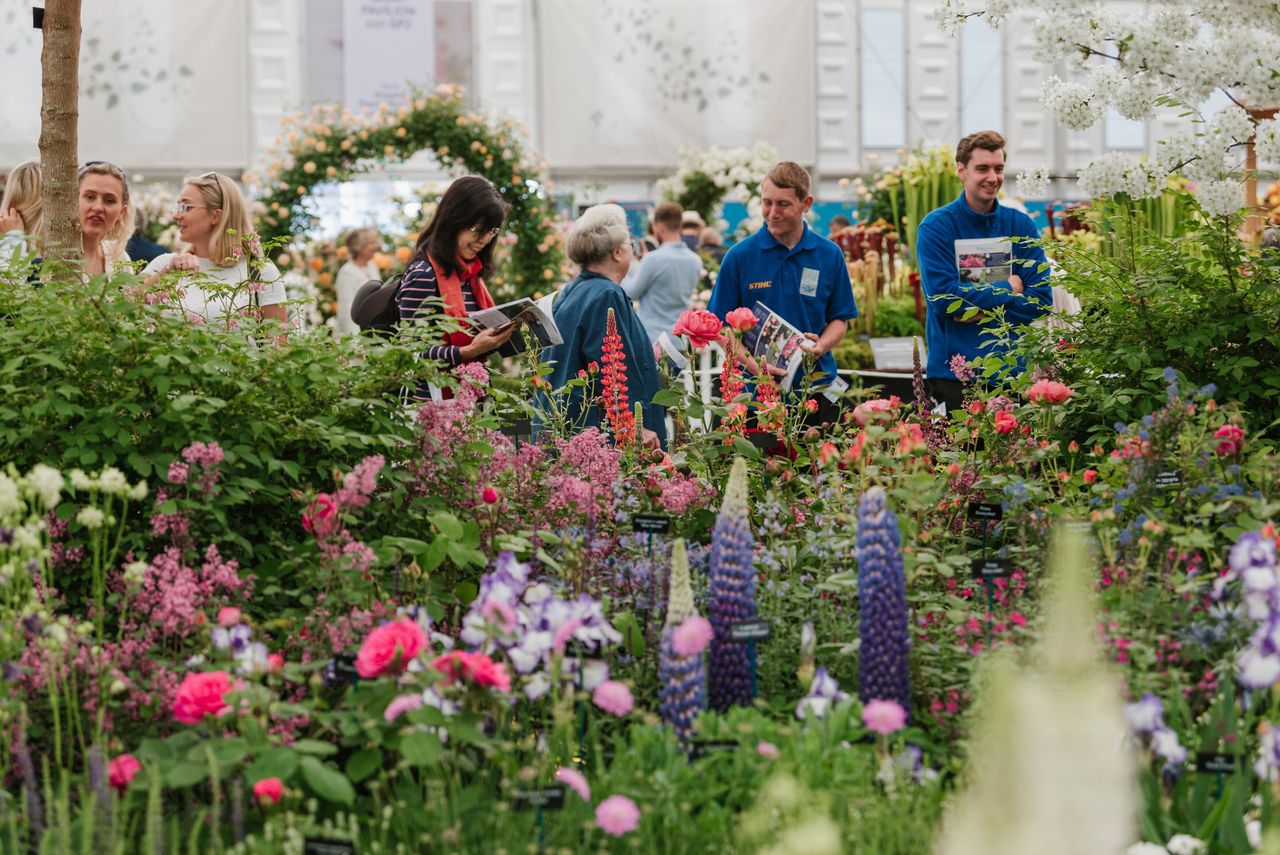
[856,486,911,718]
[708,457,756,712]
[659,539,705,744]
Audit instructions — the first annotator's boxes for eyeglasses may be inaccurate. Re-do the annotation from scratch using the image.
[628,238,644,255]
[172,202,211,215]
[469,225,501,240]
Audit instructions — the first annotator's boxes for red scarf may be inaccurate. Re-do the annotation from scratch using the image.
[427,254,495,350]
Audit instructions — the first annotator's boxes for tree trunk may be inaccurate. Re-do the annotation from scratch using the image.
[38,0,82,275]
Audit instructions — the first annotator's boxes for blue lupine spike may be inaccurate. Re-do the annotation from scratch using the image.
[856,486,911,718]
[660,539,706,744]
[708,457,756,712]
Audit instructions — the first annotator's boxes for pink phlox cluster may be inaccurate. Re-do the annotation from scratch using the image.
[131,545,247,639]
[949,354,977,384]
[149,488,193,547]
[334,455,385,511]
[647,469,712,514]
[545,429,621,524]
[304,604,393,657]
[180,441,225,495]
[340,540,377,575]
[304,456,385,577]
[452,361,490,407]
[44,513,86,569]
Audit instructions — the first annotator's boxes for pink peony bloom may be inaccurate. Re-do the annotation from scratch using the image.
[253,777,284,805]
[1214,424,1244,456]
[756,741,780,760]
[592,680,633,716]
[301,493,337,535]
[852,396,901,426]
[481,485,499,504]
[172,671,237,725]
[672,616,713,657]
[724,307,758,332]
[384,693,424,723]
[216,606,241,628]
[108,754,142,793]
[1027,379,1074,405]
[673,309,722,349]
[862,699,907,735]
[555,766,592,801]
[595,794,640,836]
[355,619,427,679]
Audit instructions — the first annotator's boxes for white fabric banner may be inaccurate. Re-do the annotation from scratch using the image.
[0,0,249,171]
[342,0,435,114]
[537,0,816,169]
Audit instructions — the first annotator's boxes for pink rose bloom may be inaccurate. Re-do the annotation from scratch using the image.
[895,422,925,456]
[852,397,900,426]
[384,692,424,723]
[253,777,284,805]
[862,699,907,735]
[724,307,758,332]
[1027,379,1074,405]
[356,619,427,679]
[595,794,640,836]
[756,741,780,760]
[671,616,713,657]
[592,680,633,716]
[430,650,512,692]
[266,653,285,673]
[301,493,338,535]
[1214,424,1244,456]
[108,754,142,793]
[172,671,237,725]
[994,410,1019,434]
[673,309,722,349]
[555,766,591,801]
[216,606,242,628]
[1083,469,1098,485]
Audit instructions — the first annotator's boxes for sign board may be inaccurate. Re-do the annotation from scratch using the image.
[342,0,435,114]
[688,740,739,759]
[513,785,566,811]
[971,558,1013,578]
[633,514,672,534]
[869,337,923,371]
[968,502,1003,521]
[729,619,772,642]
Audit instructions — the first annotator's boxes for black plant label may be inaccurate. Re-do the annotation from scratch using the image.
[1154,470,1182,490]
[971,558,1013,578]
[967,502,1003,521]
[633,514,672,534]
[1195,752,1237,774]
[688,740,739,760]
[730,619,772,641]
[331,652,358,682]
[304,840,356,855]
[513,785,566,811]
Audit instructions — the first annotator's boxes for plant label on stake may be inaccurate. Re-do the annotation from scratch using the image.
[513,785,566,811]
[632,514,672,535]
[303,840,356,855]
[688,740,739,760]
[1154,470,1182,490]
[967,502,1003,521]
[729,619,772,642]
[970,558,1013,579]
[1194,752,1238,775]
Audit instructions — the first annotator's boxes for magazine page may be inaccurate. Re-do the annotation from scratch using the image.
[740,301,807,391]
[470,297,564,352]
[954,238,1013,284]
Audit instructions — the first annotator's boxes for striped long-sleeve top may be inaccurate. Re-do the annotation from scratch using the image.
[399,256,483,401]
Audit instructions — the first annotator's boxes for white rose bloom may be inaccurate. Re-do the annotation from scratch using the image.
[27,464,63,510]
[76,506,106,530]
[97,467,128,496]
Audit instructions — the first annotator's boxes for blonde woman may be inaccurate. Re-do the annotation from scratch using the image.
[334,227,380,337]
[0,160,43,262]
[78,161,134,277]
[142,172,287,325]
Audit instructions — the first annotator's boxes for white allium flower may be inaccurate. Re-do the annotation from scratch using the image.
[68,469,93,491]
[0,473,20,516]
[26,464,62,510]
[1015,167,1051,199]
[127,481,149,502]
[1165,834,1206,855]
[76,506,106,530]
[1042,76,1105,130]
[97,467,128,496]
[1196,179,1243,217]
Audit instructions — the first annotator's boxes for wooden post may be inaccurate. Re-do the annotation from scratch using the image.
[1245,106,1279,242]
[38,0,83,274]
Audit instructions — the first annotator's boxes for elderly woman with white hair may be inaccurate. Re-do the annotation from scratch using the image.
[541,204,664,449]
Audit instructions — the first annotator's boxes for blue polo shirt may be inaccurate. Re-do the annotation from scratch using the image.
[708,223,857,386]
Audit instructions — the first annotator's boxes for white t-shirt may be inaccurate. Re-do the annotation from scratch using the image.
[143,254,286,323]
[334,260,379,336]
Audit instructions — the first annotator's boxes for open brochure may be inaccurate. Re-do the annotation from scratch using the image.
[739,301,807,392]
[954,237,1012,284]
[469,294,563,355]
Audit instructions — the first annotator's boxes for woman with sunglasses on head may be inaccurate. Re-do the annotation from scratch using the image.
[142,172,287,326]
[399,175,516,400]
[78,161,135,277]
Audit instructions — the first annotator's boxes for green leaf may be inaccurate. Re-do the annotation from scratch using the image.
[345,748,383,782]
[246,748,298,784]
[299,756,355,806]
[429,511,464,540]
[398,733,442,767]
[291,739,338,757]
[165,759,209,789]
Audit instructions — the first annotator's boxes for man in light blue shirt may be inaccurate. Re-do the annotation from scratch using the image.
[623,202,702,344]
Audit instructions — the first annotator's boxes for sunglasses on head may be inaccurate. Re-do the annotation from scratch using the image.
[78,160,127,179]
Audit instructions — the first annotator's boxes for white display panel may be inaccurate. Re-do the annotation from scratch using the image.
[537,0,816,169]
[0,0,250,172]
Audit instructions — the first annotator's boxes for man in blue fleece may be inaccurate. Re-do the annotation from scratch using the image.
[917,130,1051,413]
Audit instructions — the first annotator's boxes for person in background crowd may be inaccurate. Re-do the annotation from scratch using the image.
[126,206,168,264]
[640,220,660,256]
[707,161,857,425]
[399,176,516,401]
[541,203,663,450]
[827,214,852,237]
[334,227,380,337]
[142,171,287,326]
[698,226,727,264]
[680,210,705,250]
[915,130,1051,413]
[78,161,134,277]
[622,201,701,344]
[0,160,43,263]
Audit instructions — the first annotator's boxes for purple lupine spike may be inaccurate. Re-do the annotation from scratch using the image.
[856,486,912,719]
[708,457,756,712]
[660,539,705,743]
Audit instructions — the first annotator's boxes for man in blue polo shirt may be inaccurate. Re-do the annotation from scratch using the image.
[708,161,857,423]
[916,130,1052,413]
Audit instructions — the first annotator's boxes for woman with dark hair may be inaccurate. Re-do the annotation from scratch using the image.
[399,176,516,400]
